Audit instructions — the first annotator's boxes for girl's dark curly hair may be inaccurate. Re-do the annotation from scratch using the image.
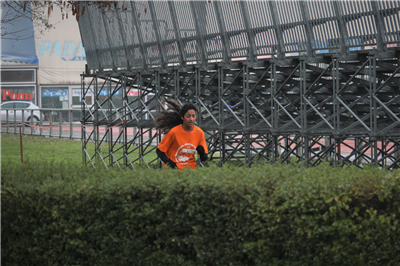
[154,99,197,133]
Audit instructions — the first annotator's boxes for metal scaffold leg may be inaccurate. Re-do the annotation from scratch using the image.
[81,50,400,170]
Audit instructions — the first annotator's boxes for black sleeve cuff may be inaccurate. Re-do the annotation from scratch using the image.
[156,148,177,168]
[156,148,170,164]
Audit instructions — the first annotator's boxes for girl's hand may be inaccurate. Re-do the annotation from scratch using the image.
[167,159,177,169]
[196,145,208,161]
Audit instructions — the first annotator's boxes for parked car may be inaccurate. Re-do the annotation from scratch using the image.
[1,101,44,125]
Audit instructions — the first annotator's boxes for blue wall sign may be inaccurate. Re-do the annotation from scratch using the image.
[42,90,68,97]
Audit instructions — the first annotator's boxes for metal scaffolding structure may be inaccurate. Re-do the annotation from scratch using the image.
[78,1,400,169]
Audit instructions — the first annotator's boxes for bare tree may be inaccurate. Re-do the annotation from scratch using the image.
[1,1,146,41]
[0,0,51,40]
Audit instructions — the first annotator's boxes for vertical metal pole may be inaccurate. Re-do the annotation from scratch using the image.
[108,76,112,167]
[174,69,179,102]
[284,136,289,161]
[49,110,53,138]
[157,70,164,169]
[271,62,279,160]
[21,111,25,135]
[371,55,378,165]
[137,72,143,168]
[19,122,23,163]
[300,60,309,166]
[69,109,73,139]
[218,66,225,166]
[355,138,362,165]
[382,138,386,168]
[337,137,342,166]
[243,63,251,164]
[333,58,340,164]
[139,72,147,168]
[81,75,85,165]
[195,67,201,128]
[59,111,62,139]
[122,75,127,167]
[273,134,279,161]
[300,60,306,133]
[39,104,43,136]
[95,75,99,166]
[325,135,331,161]
[271,62,277,132]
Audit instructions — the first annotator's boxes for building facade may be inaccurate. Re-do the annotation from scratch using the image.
[1,2,86,116]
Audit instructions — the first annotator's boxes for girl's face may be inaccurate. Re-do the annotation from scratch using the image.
[181,109,196,131]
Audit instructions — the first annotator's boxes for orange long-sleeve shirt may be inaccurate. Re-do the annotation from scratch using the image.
[157,124,208,170]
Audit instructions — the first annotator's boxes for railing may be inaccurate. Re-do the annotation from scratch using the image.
[1,108,148,144]
[1,108,82,140]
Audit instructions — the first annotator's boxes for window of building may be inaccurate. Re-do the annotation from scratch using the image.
[1,69,35,83]
[41,87,69,109]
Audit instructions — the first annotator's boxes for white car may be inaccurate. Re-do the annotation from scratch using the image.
[1,101,44,125]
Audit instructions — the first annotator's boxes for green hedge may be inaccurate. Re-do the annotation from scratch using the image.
[2,161,400,266]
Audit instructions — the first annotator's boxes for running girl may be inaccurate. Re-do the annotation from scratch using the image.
[154,99,208,170]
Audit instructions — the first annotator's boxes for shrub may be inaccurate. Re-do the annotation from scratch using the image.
[2,161,400,265]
